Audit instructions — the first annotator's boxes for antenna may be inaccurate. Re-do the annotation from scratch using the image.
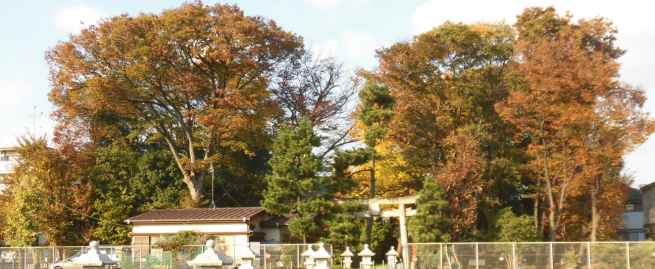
[26,105,43,136]
[209,162,216,209]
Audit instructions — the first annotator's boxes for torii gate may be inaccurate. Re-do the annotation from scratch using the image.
[336,195,418,269]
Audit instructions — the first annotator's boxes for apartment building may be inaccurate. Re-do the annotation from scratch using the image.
[0,147,18,175]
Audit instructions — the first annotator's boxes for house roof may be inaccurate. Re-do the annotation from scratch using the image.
[125,207,265,223]
[259,217,290,228]
[640,182,655,192]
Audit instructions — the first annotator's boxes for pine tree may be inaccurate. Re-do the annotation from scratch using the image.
[357,79,394,244]
[261,118,331,243]
[407,178,452,242]
[321,201,362,246]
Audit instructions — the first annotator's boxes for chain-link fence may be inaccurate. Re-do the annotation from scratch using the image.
[0,243,331,269]
[259,244,333,269]
[409,242,655,269]
[0,246,123,269]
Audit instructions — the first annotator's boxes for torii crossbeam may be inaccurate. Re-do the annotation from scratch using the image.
[336,195,418,269]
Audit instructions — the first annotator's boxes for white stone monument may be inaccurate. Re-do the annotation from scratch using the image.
[342,247,354,269]
[386,247,399,268]
[236,243,260,269]
[302,246,316,269]
[72,241,118,269]
[312,243,332,269]
[359,244,375,269]
[187,239,234,269]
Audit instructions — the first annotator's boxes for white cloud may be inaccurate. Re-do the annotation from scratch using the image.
[312,39,340,58]
[342,31,378,61]
[55,6,104,33]
[0,80,32,112]
[303,0,342,9]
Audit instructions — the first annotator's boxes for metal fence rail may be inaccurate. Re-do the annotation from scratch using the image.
[0,243,332,269]
[409,242,655,269]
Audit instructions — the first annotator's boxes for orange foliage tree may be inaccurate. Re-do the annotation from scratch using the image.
[46,2,302,204]
[498,7,654,241]
[364,21,518,241]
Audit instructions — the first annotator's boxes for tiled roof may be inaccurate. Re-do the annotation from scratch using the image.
[126,207,265,223]
[259,217,290,227]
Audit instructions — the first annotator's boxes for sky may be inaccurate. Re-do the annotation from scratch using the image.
[0,0,653,186]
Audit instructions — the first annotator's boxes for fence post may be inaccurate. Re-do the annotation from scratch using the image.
[512,242,516,269]
[264,244,267,269]
[297,245,300,269]
[440,243,443,269]
[139,245,143,269]
[549,242,553,269]
[475,242,479,269]
[331,245,334,266]
[587,242,591,269]
[626,242,630,269]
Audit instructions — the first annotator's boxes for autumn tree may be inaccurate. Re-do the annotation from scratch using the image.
[46,2,302,204]
[0,136,93,246]
[498,6,653,240]
[367,21,518,240]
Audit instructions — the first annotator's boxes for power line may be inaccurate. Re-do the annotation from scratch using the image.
[209,164,242,207]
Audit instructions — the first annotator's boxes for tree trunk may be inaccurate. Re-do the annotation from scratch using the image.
[183,173,204,204]
[590,181,599,241]
[541,135,557,241]
[534,177,541,230]
[365,158,376,245]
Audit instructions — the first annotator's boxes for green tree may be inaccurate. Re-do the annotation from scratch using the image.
[407,178,451,242]
[90,143,188,244]
[491,207,540,242]
[357,79,394,244]
[0,174,44,246]
[322,201,362,246]
[261,118,330,243]
[46,2,302,204]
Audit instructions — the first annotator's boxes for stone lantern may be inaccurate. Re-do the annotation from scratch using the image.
[341,247,354,269]
[72,241,118,269]
[358,244,375,269]
[386,247,399,268]
[187,239,234,269]
[312,243,332,269]
[302,246,316,269]
[236,243,260,269]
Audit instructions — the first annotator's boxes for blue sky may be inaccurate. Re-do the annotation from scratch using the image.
[1,0,654,186]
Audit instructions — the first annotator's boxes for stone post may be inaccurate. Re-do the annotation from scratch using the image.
[386,247,399,268]
[359,244,375,269]
[312,243,332,269]
[302,246,316,269]
[342,247,354,269]
[236,243,260,269]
